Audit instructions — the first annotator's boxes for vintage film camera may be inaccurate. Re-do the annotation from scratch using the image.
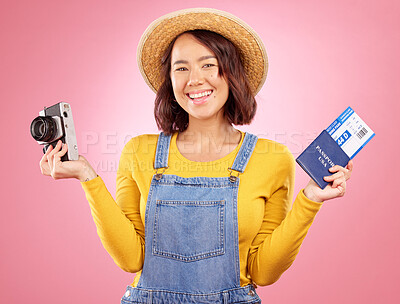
[30,102,79,161]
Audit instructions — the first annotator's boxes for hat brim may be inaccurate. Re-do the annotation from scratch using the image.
[137,8,268,95]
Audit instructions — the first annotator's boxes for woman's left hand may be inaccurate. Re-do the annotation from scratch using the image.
[303,160,354,203]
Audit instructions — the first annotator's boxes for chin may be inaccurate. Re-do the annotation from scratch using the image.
[189,109,224,122]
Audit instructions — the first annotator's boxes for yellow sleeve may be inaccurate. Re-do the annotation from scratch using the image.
[247,147,323,286]
[81,138,144,273]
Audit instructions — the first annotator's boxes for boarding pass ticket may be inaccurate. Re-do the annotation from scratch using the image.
[326,107,375,159]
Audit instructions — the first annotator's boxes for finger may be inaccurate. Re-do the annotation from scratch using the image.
[333,183,346,196]
[347,159,354,171]
[54,140,62,151]
[44,144,54,155]
[60,143,68,156]
[323,171,345,182]
[328,165,340,173]
[345,160,354,179]
[47,141,62,159]
[40,145,53,175]
[47,141,61,172]
[329,164,349,173]
[50,143,68,177]
[53,143,68,164]
[47,154,53,173]
[329,164,351,180]
[40,144,53,167]
[332,176,346,189]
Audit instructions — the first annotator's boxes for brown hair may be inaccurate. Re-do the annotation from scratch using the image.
[154,30,257,135]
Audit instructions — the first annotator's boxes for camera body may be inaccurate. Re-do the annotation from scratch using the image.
[30,102,79,161]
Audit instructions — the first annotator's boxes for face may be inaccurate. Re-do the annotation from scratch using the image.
[170,33,230,122]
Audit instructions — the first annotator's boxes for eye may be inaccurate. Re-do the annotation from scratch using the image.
[203,63,216,68]
[174,67,188,72]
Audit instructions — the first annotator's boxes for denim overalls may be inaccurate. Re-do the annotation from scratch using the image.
[121,132,261,304]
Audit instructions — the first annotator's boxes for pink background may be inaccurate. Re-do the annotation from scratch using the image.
[1,0,399,303]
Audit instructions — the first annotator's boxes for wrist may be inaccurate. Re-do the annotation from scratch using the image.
[303,185,323,203]
[78,162,97,182]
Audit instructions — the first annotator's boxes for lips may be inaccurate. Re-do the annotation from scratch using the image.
[186,90,213,105]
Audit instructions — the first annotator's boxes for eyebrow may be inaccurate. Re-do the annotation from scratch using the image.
[172,55,217,66]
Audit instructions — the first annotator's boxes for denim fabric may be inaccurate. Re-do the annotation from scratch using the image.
[154,133,171,170]
[230,133,259,173]
[153,198,225,262]
[121,284,260,304]
[122,132,261,304]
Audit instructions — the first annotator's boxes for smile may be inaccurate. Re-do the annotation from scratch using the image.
[187,90,213,99]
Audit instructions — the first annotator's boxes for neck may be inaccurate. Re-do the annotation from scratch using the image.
[178,115,240,149]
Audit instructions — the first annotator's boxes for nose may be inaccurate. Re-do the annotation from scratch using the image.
[187,67,204,86]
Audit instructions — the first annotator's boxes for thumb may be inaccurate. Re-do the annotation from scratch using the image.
[78,155,88,162]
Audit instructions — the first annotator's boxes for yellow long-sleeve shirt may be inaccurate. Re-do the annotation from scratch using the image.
[81,131,323,287]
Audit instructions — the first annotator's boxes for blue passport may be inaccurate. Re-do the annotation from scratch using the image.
[296,107,374,189]
[296,130,350,189]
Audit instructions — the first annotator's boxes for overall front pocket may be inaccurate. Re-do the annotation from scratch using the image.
[152,200,225,262]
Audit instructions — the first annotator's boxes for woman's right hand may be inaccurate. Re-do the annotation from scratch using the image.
[39,140,98,182]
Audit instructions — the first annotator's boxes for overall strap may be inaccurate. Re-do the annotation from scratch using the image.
[230,132,258,173]
[154,132,171,169]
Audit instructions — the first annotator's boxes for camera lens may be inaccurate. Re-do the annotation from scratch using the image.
[30,116,57,142]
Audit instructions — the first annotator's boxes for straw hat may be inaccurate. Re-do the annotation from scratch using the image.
[137,8,268,95]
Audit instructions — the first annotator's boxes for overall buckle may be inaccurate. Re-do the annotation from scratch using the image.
[227,167,240,182]
[154,167,168,180]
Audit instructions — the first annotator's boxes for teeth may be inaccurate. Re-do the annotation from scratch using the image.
[189,90,212,99]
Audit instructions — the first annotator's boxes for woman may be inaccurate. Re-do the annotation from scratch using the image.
[39,8,353,304]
